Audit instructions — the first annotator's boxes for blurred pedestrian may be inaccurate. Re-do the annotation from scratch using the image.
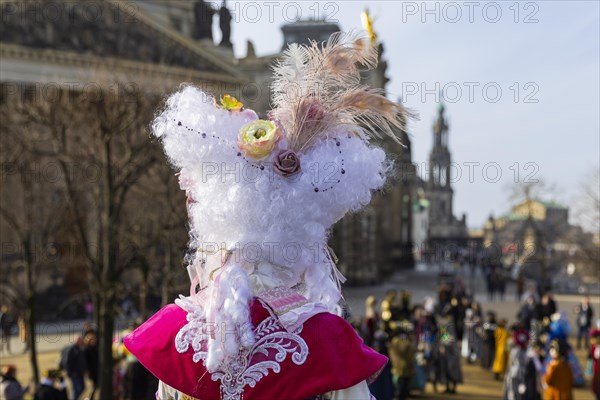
[463,307,481,363]
[34,369,68,400]
[362,296,378,347]
[588,322,600,400]
[502,328,531,400]
[399,291,412,321]
[574,296,594,350]
[0,365,28,400]
[439,320,463,394]
[496,270,507,302]
[122,355,154,400]
[518,296,539,332]
[493,319,509,380]
[539,294,557,331]
[381,290,399,328]
[81,321,96,337]
[17,315,29,354]
[481,312,497,370]
[543,340,573,400]
[388,321,415,400]
[526,341,546,400]
[60,336,87,400]
[368,329,394,400]
[521,284,540,304]
[438,282,452,310]
[547,312,585,387]
[442,297,463,341]
[0,305,14,354]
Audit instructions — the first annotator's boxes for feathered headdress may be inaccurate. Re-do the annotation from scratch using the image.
[151,31,414,375]
[270,31,410,152]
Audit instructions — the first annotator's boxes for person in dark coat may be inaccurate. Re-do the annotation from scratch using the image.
[538,294,557,330]
[60,336,87,400]
[575,296,594,350]
[518,296,539,332]
[481,312,497,370]
[0,305,14,354]
[590,324,600,400]
[438,322,463,394]
[122,356,156,400]
[34,370,68,400]
[0,365,28,400]
[368,330,394,400]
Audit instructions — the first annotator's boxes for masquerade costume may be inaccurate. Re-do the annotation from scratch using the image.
[124,32,412,400]
[544,313,585,387]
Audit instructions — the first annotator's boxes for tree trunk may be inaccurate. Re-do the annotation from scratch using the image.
[161,244,172,307]
[140,276,147,319]
[26,292,40,386]
[98,128,116,400]
[98,294,115,400]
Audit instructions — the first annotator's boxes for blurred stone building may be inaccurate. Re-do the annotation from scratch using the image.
[483,199,598,285]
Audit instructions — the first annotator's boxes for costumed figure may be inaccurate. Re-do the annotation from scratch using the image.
[588,320,600,399]
[462,307,480,362]
[388,321,416,400]
[544,312,585,387]
[420,297,441,392]
[543,340,573,400]
[367,297,394,400]
[503,328,542,400]
[124,32,414,400]
[362,296,379,347]
[481,311,498,370]
[493,319,510,380]
[438,316,463,394]
[368,328,394,400]
[411,307,428,394]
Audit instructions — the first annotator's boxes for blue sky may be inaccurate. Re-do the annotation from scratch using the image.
[219,1,600,229]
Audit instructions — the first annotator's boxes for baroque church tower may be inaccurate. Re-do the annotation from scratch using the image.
[425,103,468,248]
[428,102,453,224]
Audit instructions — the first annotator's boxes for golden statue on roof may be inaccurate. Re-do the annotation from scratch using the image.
[361,8,378,46]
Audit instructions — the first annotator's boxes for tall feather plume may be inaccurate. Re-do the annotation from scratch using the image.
[337,88,417,144]
[270,31,414,152]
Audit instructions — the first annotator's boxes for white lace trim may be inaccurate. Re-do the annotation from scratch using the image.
[174,299,309,400]
[278,301,328,332]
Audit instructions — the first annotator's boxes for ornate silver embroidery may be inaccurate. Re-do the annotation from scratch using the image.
[175,296,209,363]
[175,299,309,400]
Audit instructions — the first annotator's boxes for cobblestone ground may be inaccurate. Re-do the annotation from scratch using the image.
[1,263,598,399]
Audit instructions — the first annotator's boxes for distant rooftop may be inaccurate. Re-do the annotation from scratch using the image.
[280,19,341,50]
[538,200,567,209]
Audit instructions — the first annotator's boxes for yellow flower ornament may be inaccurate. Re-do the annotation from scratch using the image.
[238,120,280,159]
[219,94,243,111]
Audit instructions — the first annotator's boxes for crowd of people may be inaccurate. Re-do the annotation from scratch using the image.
[1,278,599,399]
[357,283,468,400]
[0,305,30,355]
[0,320,158,400]
[353,277,600,400]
